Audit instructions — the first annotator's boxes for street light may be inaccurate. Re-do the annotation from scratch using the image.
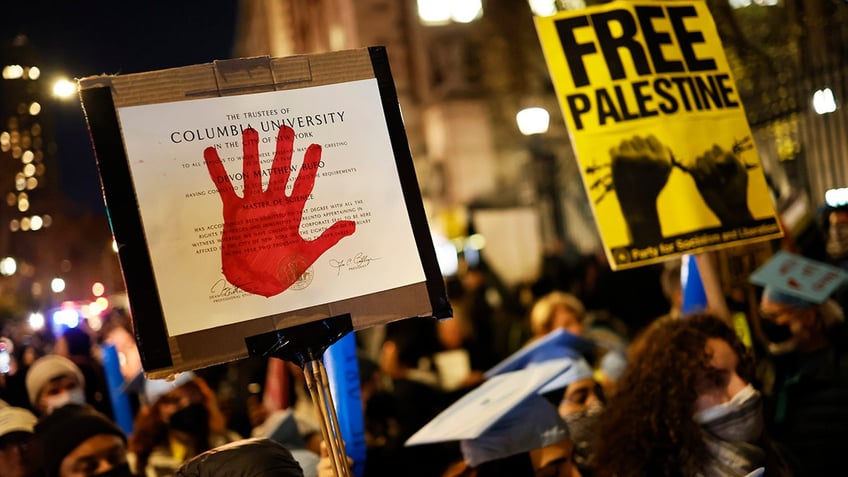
[51,78,77,99]
[516,107,565,243]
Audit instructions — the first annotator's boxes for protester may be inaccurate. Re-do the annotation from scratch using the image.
[0,405,40,477]
[757,284,848,474]
[554,358,603,477]
[593,314,792,476]
[25,354,86,416]
[34,403,132,477]
[175,437,304,477]
[529,291,586,339]
[129,375,241,477]
[55,328,113,419]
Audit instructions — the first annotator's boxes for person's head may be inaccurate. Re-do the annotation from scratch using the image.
[530,292,586,338]
[553,358,602,474]
[0,406,39,477]
[595,314,757,475]
[25,355,86,416]
[176,438,303,477]
[825,205,848,260]
[758,285,843,354]
[55,329,92,359]
[130,375,227,468]
[34,404,129,477]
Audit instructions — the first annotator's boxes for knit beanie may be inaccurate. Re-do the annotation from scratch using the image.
[25,354,85,405]
[34,404,126,477]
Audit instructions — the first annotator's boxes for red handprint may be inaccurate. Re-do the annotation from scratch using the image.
[204,126,356,297]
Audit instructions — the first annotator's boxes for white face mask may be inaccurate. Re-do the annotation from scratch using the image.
[694,384,763,443]
[43,388,86,414]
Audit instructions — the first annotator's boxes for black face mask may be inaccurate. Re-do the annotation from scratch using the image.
[93,462,134,477]
[169,403,210,436]
[760,319,793,344]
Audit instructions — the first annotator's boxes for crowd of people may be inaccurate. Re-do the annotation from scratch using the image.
[0,205,845,476]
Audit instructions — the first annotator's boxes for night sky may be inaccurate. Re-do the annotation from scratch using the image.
[1,1,239,213]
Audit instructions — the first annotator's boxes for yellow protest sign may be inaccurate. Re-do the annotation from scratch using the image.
[536,0,782,270]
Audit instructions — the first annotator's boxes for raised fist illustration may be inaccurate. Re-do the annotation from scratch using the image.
[204,127,356,297]
[609,135,673,247]
[688,144,754,228]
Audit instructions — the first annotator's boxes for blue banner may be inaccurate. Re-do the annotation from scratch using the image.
[681,255,707,315]
[101,343,134,435]
[324,332,366,477]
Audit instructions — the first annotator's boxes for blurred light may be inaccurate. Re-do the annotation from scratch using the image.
[9,220,19,232]
[52,308,79,328]
[20,217,30,231]
[826,187,848,207]
[467,233,487,250]
[17,197,29,212]
[28,312,45,331]
[88,315,103,331]
[2,65,24,79]
[43,214,52,228]
[21,150,33,163]
[26,177,37,190]
[0,132,9,146]
[451,0,483,23]
[528,0,557,16]
[92,282,105,297]
[516,107,550,135]
[31,282,42,297]
[23,163,35,177]
[112,239,119,253]
[28,102,41,116]
[813,88,837,114]
[52,78,77,99]
[418,0,451,25]
[27,66,40,80]
[95,296,109,310]
[729,0,752,7]
[0,257,16,276]
[433,233,459,276]
[30,215,43,231]
[87,300,104,316]
[51,277,66,293]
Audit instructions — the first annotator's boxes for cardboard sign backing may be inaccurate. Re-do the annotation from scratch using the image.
[79,47,451,378]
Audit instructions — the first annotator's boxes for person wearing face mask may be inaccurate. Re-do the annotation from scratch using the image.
[35,403,134,477]
[756,284,848,475]
[555,358,603,477]
[593,314,793,477]
[25,354,87,416]
[129,375,241,477]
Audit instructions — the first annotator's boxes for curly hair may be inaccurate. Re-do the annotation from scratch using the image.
[593,314,753,477]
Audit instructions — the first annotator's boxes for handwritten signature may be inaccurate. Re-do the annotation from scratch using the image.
[329,252,380,276]
[209,278,246,299]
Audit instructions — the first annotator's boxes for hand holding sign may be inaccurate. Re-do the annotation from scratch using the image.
[685,143,754,227]
[610,134,672,247]
[204,127,356,297]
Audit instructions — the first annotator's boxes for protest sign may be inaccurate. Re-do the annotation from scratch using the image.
[79,48,451,378]
[535,1,782,270]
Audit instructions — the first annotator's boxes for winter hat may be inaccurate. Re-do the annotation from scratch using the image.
[176,437,304,477]
[35,404,126,477]
[25,354,85,405]
[0,406,37,438]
